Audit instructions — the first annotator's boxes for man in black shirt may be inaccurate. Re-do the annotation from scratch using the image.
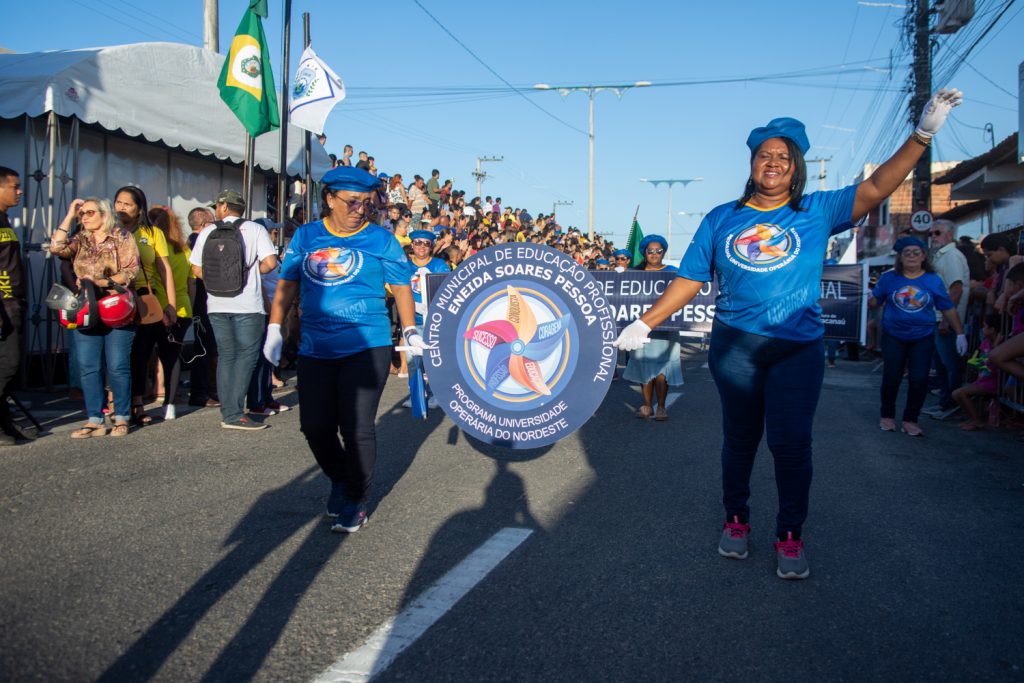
[0,167,25,444]
[186,206,219,407]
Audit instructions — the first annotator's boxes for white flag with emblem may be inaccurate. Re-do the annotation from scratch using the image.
[288,46,346,136]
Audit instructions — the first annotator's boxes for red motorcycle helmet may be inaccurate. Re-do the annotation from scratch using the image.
[45,281,97,331]
[97,284,136,328]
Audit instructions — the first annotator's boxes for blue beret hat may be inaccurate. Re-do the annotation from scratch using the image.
[409,229,436,242]
[612,249,631,258]
[639,235,668,252]
[596,258,610,265]
[893,236,926,253]
[320,166,381,193]
[746,117,810,155]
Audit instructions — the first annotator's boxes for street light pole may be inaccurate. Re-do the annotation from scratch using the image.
[534,81,651,242]
[640,178,703,259]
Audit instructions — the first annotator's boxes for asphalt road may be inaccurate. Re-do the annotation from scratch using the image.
[1,350,1022,682]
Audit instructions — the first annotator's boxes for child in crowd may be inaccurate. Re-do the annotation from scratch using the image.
[954,314,1002,431]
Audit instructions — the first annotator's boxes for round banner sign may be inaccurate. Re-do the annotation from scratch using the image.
[424,244,616,449]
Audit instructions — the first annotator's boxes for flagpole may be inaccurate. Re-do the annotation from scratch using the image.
[302,11,312,223]
[276,0,292,244]
[243,133,255,219]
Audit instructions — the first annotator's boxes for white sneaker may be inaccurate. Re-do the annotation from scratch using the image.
[164,405,176,421]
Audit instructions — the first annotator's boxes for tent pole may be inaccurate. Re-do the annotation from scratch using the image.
[276,0,292,245]
[303,11,312,224]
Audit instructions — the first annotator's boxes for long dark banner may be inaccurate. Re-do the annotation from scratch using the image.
[427,263,866,343]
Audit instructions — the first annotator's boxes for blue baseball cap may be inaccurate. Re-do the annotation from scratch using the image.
[596,258,609,265]
[320,166,380,193]
[746,117,810,155]
[612,249,631,259]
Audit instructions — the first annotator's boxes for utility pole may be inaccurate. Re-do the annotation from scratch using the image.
[202,0,218,52]
[805,157,832,191]
[910,0,932,211]
[472,156,502,198]
[552,199,573,219]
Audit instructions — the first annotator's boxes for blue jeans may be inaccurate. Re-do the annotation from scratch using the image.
[247,326,274,409]
[932,328,962,409]
[209,313,265,423]
[76,326,136,423]
[880,332,934,423]
[708,321,824,539]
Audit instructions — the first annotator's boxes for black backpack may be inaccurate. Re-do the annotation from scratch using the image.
[201,219,255,297]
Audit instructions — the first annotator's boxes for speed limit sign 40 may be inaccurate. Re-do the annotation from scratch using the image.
[911,210,933,231]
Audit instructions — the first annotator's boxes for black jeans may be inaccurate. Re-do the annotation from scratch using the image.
[880,332,935,423]
[708,321,824,539]
[297,347,391,502]
[189,312,218,402]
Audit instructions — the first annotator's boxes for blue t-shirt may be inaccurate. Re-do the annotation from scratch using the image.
[872,270,953,341]
[281,220,411,359]
[677,186,857,341]
[408,256,451,325]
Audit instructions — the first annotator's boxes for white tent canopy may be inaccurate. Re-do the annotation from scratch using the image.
[0,42,331,177]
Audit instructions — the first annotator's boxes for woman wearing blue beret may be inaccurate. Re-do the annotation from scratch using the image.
[624,235,681,421]
[615,88,963,579]
[264,166,429,533]
[869,236,965,436]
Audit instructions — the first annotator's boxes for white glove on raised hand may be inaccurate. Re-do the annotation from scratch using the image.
[612,320,652,351]
[263,323,283,366]
[403,326,430,357]
[956,333,968,356]
[915,88,963,139]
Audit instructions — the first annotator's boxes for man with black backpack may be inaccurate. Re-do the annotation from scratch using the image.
[189,190,277,430]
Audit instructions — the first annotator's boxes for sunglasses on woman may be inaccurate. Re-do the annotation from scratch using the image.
[646,248,665,255]
[336,196,374,213]
[78,209,99,219]
[411,239,433,247]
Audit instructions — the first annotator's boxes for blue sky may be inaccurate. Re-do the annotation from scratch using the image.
[4,1,1021,255]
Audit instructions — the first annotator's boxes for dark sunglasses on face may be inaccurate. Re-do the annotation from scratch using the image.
[411,239,433,247]
[646,248,664,255]
[902,249,923,257]
[615,256,630,261]
[337,196,373,213]
[930,230,943,237]
[78,209,99,219]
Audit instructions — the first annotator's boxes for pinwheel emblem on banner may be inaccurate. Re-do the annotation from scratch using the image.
[464,285,571,397]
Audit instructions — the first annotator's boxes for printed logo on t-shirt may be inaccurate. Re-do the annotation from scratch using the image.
[892,285,930,313]
[303,246,364,287]
[725,223,801,273]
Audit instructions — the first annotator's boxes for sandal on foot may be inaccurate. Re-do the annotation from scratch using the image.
[71,423,107,439]
[637,405,652,419]
[655,407,668,422]
[130,406,153,426]
[109,422,130,437]
[879,417,896,432]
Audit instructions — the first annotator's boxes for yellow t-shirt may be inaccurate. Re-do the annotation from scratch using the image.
[166,245,193,319]
[133,225,172,308]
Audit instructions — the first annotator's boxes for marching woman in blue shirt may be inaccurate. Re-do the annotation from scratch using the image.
[402,229,451,410]
[263,166,428,533]
[870,236,965,437]
[615,88,964,579]
[623,235,682,421]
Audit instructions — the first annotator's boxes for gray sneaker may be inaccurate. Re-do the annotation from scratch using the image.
[774,532,809,579]
[929,405,961,421]
[718,516,751,559]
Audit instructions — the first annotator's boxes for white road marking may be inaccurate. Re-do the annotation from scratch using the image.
[313,527,534,683]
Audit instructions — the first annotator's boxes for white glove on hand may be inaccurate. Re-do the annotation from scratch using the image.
[915,88,963,139]
[263,323,283,366]
[955,333,968,356]
[403,326,430,357]
[612,319,652,351]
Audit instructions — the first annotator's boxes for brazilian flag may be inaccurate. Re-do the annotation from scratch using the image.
[624,218,644,268]
[217,0,280,137]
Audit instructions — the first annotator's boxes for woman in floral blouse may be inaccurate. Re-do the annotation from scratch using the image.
[50,197,140,437]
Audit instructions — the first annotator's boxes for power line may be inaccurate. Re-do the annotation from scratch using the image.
[104,0,202,43]
[411,0,588,136]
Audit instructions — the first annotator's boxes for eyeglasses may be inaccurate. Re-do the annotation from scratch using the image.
[336,196,374,213]
[930,230,944,237]
[615,256,630,261]
[901,249,924,257]
[77,209,99,219]
[411,239,433,247]
[646,248,665,255]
